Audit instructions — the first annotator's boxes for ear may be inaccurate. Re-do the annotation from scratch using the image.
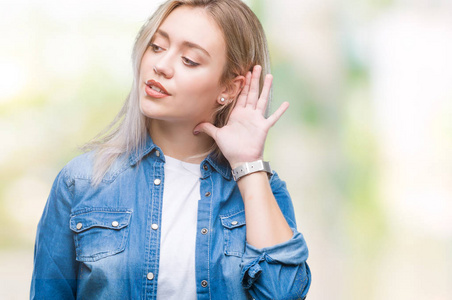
[217,75,246,105]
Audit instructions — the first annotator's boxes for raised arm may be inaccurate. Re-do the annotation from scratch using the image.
[194,65,311,299]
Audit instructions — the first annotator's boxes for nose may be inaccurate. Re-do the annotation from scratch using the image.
[153,54,174,79]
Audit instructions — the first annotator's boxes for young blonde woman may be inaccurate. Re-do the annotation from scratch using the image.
[31,0,311,299]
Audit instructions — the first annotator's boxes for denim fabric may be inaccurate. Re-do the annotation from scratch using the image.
[30,135,311,300]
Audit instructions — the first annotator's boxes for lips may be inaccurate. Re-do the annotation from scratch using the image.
[144,79,170,98]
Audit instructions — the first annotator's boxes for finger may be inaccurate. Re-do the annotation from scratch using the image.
[256,74,273,114]
[266,101,289,127]
[246,65,262,108]
[193,122,219,139]
[236,71,251,107]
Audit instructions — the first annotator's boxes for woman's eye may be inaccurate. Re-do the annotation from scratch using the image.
[149,43,163,52]
[182,57,200,67]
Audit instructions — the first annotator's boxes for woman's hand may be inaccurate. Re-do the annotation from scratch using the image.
[194,65,289,169]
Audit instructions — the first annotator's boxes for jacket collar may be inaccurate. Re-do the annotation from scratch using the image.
[128,132,157,166]
[129,132,232,181]
[204,153,232,181]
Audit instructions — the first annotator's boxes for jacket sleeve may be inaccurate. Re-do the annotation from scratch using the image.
[30,167,78,299]
[240,172,311,300]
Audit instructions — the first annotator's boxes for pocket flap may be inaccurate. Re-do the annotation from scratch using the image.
[220,210,246,229]
[70,209,132,233]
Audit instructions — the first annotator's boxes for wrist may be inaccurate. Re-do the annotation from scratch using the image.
[229,157,263,170]
[231,160,272,181]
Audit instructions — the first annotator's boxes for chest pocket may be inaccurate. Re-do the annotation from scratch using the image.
[70,209,132,262]
[220,210,246,257]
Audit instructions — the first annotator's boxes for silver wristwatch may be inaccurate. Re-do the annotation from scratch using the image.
[231,160,272,181]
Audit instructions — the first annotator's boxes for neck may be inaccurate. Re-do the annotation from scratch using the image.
[148,119,214,164]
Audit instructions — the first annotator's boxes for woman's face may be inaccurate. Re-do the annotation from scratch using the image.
[139,6,227,125]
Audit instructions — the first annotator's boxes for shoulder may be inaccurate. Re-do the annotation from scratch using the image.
[63,152,95,181]
[61,151,130,185]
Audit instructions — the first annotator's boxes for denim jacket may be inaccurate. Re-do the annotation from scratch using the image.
[30,136,311,300]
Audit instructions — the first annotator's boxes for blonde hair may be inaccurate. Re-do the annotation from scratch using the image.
[82,0,272,186]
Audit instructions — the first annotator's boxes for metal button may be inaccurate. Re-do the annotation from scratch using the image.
[147,272,154,280]
[205,192,211,197]
[112,221,119,227]
[76,223,83,230]
[155,150,160,157]
[154,178,161,185]
[151,224,159,230]
[201,280,208,287]
[203,164,208,171]
[201,228,208,235]
[231,221,238,225]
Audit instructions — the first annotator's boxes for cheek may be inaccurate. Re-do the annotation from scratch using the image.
[139,51,155,77]
[183,81,219,118]
[172,75,219,121]
[178,69,222,101]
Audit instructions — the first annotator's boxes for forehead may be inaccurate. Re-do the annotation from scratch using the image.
[157,6,226,55]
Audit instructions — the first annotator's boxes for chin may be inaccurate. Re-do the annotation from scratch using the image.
[140,98,159,119]
[139,101,174,122]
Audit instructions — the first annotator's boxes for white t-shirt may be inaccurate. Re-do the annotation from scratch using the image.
[157,155,201,300]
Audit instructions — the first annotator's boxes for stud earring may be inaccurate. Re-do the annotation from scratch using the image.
[220,97,226,102]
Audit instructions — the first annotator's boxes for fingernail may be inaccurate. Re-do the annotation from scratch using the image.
[194,131,200,135]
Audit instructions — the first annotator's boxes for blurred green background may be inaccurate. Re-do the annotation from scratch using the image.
[1,0,452,299]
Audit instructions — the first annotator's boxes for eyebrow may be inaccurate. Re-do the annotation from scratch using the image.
[155,29,211,58]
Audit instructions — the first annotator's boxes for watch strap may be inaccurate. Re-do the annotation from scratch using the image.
[231,160,272,181]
